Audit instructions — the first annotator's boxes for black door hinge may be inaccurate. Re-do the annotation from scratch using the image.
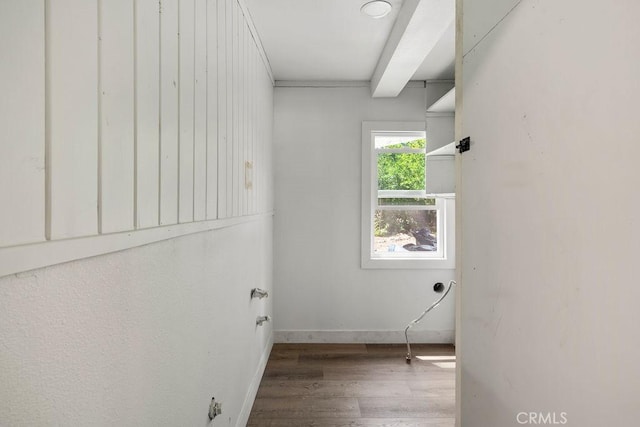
[456,137,470,154]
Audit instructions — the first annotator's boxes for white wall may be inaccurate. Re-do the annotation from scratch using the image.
[0,0,274,425]
[0,218,273,427]
[0,0,273,256]
[273,85,455,343]
[458,0,640,426]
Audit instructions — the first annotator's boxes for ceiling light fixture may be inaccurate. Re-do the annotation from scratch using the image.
[361,0,392,19]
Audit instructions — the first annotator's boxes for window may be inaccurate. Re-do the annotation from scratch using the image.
[361,121,455,269]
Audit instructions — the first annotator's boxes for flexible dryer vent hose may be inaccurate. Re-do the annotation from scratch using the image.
[404,280,456,363]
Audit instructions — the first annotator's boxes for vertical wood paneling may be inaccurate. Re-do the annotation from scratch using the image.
[249,44,254,215]
[135,0,160,229]
[1,0,273,255]
[159,0,179,225]
[251,26,259,214]
[99,0,135,234]
[207,0,219,220]
[48,0,99,239]
[253,48,262,213]
[246,38,252,215]
[254,51,259,215]
[258,59,265,214]
[257,58,263,214]
[263,68,274,212]
[246,21,250,216]
[178,0,195,223]
[0,1,45,246]
[236,16,247,216]
[232,1,240,217]
[225,0,234,218]
[216,0,227,218]
[251,45,257,215]
[193,0,208,221]
[246,23,253,215]
[246,23,251,215]
[244,22,250,216]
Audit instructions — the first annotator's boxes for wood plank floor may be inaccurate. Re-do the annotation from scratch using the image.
[248,343,455,426]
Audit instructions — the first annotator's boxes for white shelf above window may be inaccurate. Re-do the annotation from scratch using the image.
[427,87,455,114]
[424,82,456,195]
[426,141,456,156]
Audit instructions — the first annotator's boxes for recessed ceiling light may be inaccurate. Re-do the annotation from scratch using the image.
[361,1,392,19]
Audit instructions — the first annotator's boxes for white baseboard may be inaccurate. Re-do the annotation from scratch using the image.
[236,332,273,427]
[274,329,454,344]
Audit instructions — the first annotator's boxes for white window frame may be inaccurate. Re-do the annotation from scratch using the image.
[361,121,455,269]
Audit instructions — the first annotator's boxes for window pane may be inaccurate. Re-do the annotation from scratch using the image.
[378,197,436,206]
[377,152,425,191]
[374,209,437,254]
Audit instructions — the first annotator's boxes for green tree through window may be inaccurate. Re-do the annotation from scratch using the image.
[377,138,426,192]
[375,138,436,238]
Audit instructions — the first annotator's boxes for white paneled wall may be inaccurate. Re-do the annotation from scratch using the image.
[217,0,228,218]
[99,0,135,234]
[135,0,161,229]
[193,0,208,221]
[227,0,236,218]
[0,0,274,272]
[0,1,45,247]
[178,0,195,224]
[159,0,180,225]
[47,0,99,239]
[206,0,219,220]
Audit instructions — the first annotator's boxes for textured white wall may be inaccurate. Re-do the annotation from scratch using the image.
[273,86,455,343]
[0,217,273,427]
[458,0,640,425]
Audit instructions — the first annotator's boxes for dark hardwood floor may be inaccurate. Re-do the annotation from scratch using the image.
[247,343,455,426]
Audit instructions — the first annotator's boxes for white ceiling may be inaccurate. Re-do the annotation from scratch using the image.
[245,0,454,83]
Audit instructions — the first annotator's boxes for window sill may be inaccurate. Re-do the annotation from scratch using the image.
[361,256,455,270]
